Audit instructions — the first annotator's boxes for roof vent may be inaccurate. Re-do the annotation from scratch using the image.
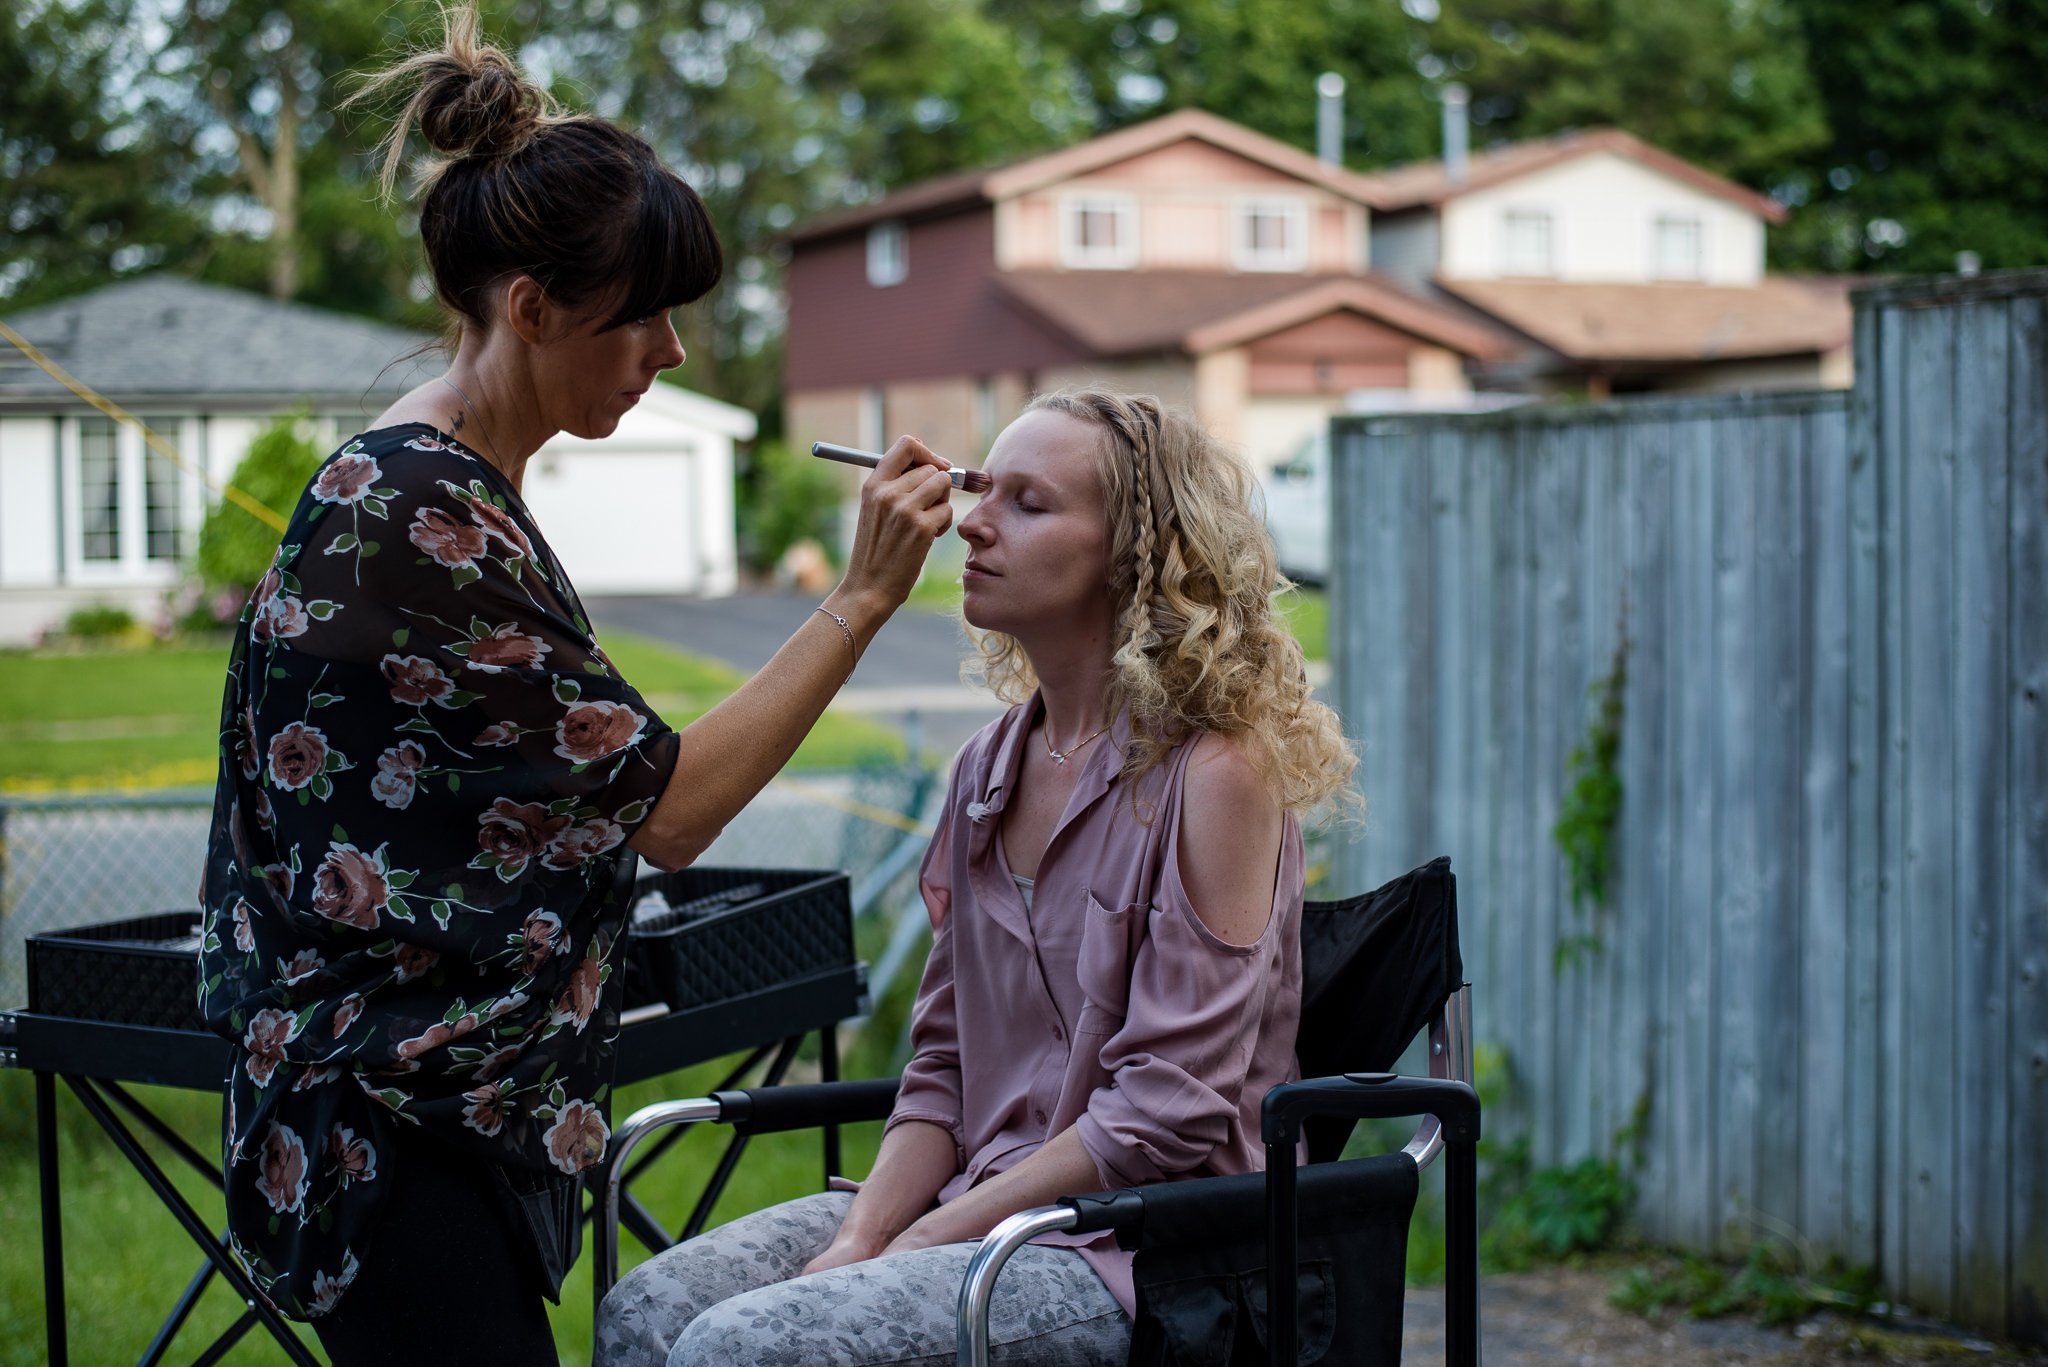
[1442,83,1470,186]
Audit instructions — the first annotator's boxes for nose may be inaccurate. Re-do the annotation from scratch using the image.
[654,315,685,371]
[957,498,992,547]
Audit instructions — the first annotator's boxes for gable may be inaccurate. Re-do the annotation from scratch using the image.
[1068,136,1303,189]
[1246,309,1416,365]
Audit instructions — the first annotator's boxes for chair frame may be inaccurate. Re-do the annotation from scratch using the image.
[597,983,1477,1367]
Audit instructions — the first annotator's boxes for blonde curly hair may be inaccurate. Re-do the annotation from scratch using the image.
[966,388,1358,815]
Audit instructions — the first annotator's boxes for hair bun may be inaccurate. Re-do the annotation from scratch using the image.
[351,4,556,195]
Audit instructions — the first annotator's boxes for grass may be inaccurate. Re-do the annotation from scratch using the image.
[0,1055,884,1367]
[0,630,902,794]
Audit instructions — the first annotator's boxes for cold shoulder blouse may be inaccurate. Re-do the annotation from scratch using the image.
[889,698,1306,1316]
[197,425,678,1319]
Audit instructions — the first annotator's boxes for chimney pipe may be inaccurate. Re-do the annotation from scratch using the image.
[1442,82,1470,186]
[1316,72,1346,166]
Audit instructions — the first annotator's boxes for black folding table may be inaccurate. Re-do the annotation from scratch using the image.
[2,956,865,1367]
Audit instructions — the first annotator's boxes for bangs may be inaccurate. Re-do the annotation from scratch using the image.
[596,164,723,330]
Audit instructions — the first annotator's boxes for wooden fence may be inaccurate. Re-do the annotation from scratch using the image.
[1328,269,2047,1340]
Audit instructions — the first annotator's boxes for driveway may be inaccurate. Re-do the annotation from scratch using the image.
[587,592,1007,758]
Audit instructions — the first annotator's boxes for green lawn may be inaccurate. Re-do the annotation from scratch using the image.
[1275,586,1327,662]
[0,631,901,794]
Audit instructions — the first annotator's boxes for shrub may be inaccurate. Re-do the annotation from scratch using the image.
[196,413,322,594]
[738,438,842,575]
[63,601,136,639]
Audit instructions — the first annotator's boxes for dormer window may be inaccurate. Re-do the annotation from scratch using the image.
[867,220,908,287]
[1652,215,1703,280]
[1502,209,1554,277]
[1062,194,1138,269]
[1233,197,1308,272]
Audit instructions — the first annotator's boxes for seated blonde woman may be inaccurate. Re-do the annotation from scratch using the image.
[594,389,1357,1367]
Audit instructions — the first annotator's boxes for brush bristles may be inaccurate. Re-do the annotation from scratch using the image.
[956,468,993,494]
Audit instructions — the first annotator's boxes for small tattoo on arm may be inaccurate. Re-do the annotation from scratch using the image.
[452,411,466,431]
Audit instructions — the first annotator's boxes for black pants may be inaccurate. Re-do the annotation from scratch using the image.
[312,1124,559,1367]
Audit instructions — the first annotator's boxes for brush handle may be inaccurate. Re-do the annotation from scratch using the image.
[812,441,968,489]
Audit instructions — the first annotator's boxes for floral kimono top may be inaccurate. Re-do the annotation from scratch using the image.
[197,424,678,1320]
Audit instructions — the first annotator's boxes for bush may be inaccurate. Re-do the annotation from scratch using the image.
[195,413,322,594]
[62,601,136,639]
[738,438,843,575]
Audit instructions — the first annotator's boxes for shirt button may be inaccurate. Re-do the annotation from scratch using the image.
[1034,1108,1047,1125]
[1052,1023,1064,1041]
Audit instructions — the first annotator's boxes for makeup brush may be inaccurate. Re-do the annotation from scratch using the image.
[811,441,993,494]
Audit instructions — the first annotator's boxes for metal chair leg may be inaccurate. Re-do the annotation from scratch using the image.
[956,1206,1080,1367]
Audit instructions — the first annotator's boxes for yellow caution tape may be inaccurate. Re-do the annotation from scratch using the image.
[0,317,289,533]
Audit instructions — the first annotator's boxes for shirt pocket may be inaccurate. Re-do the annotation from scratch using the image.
[1077,888,1142,1023]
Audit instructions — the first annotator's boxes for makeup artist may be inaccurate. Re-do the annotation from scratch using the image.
[194,10,955,1364]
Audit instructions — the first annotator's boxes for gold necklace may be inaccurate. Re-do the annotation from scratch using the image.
[1043,719,1110,765]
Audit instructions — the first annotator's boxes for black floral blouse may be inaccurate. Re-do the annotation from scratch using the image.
[197,425,679,1320]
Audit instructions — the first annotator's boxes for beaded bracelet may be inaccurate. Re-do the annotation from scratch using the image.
[813,606,858,680]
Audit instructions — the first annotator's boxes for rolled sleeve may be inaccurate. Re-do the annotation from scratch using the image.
[1077,900,1279,1189]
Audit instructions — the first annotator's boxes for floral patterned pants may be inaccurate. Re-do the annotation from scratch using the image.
[593,1191,1132,1367]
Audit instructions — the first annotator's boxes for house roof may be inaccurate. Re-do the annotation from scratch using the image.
[789,108,1391,246]
[1360,127,1787,224]
[1439,275,1852,365]
[993,270,1512,360]
[0,275,438,405]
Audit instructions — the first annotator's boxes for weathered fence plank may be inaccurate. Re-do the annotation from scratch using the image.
[1328,270,2048,1342]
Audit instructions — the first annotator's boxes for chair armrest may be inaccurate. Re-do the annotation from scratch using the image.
[711,1077,902,1135]
[1263,1072,1481,1150]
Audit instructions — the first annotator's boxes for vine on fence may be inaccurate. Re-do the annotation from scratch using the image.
[1553,598,1630,973]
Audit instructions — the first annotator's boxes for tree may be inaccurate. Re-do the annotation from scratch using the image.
[0,0,207,310]
[1780,0,2048,271]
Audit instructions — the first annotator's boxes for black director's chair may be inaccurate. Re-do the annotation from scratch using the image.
[598,856,1479,1367]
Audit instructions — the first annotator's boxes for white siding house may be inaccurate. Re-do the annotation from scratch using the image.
[0,276,746,644]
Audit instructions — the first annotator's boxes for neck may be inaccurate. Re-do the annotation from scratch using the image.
[443,330,555,490]
[1019,617,1116,746]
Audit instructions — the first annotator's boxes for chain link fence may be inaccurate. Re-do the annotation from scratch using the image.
[0,764,941,1013]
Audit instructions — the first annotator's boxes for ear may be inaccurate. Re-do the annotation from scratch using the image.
[500,275,551,346]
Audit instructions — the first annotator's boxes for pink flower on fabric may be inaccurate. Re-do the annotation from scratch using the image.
[474,722,519,746]
[554,701,646,763]
[266,722,329,790]
[328,1124,377,1185]
[465,625,551,672]
[281,949,325,985]
[238,707,261,779]
[292,1063,343,1091]
[256,1121,309,1215]
[371,741,426,809]
[331,994,364,1038]
[475,1044,522,1082]
[310,844,388,930]
[519,910,563,975]
[392,942,439,983]
[243,1007,297,1086]
[262,861,294,903]
[543,818,626,870]
[409,506,487,569]
[462,1082,508,1137]
[466,496,532,560]
[307,1252,359,1317]
[253,787,275,831]
[381,655,454,707]
[543,1099,609,1174]
[395,1012,478,1060]
[477,799,572,876]
[251,593,310,645]
[404,436,450,453]
[549,954,603,1032]
[232,898,258,953]
[312,453,380,505]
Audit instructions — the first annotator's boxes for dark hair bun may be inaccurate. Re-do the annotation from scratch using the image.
[413,41,544,160]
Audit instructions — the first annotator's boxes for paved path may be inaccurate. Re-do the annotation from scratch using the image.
[588,592,1007,757]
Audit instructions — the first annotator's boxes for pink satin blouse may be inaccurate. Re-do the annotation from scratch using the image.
[886,695,1306,1316]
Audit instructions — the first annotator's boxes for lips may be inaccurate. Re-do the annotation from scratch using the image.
[963,559,999,579]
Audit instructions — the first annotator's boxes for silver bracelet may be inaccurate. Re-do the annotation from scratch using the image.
[813,606,858,680]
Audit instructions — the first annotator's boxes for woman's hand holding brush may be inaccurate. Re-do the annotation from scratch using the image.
[831,435,959,622]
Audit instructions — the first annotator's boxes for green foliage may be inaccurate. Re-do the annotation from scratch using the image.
[1482,1151,1635,1267]
[61,602,136,640]
[736,438,845,575]
[1611,1246,1883,1328]
[195,413,320,592]
[1553,605,1630,971]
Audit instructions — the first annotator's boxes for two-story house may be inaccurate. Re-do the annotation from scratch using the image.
[1363,125,1853,394]
[783,109,1511,478]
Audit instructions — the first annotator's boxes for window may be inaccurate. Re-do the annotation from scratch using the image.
[1652,215,1703,280]
[80,416,120,562]
[858,386,886,453]
[1062,194,1138,269]
[866,220,907,287]
[1234,198,1309,272]
[1502,209,1553,276]
[143,416,182,561]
